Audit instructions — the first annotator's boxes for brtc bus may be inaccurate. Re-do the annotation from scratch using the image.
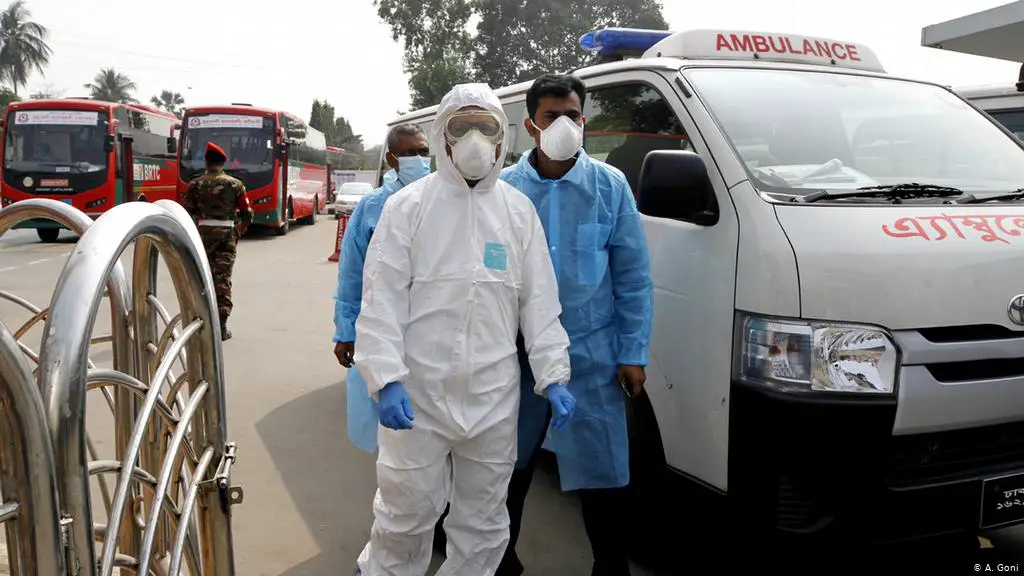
[177,104,327,236]
[386,27,1024,563]
[0,99,179,242]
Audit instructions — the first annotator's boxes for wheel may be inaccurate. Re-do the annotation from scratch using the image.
[624,392,688,571]
[298,196,318,225]
[274,199,292,236]
[36,227,60,243]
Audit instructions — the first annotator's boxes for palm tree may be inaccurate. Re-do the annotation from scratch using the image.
[85,68,137,103]
[150,89,184,117]
[0,1,52,95]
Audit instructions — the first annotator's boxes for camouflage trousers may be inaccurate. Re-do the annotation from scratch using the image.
[199,227,238,322]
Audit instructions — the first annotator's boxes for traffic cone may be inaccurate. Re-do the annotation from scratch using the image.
[328,214,348,262]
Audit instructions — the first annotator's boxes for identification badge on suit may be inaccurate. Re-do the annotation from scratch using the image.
[483,242,508,271]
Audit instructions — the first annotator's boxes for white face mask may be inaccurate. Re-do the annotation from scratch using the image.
[451,131,497,181]
[537,115,584,161]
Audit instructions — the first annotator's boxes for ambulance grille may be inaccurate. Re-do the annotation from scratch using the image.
[886,421,1024,487]
[917,324,1024,343]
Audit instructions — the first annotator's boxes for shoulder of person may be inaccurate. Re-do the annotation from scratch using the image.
[498,163,520,183]
[379,175,432,215]
[213,172,244,187]
[496,180,537,216]
[586,155,630,189]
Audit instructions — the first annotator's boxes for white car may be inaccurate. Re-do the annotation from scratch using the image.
[330,182,374,216]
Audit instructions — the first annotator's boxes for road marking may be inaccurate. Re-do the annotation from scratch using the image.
[27,259,50,266]
[0,266,14,273]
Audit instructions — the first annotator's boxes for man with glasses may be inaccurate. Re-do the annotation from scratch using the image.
[333,123,431,453]
[353,83,575,576]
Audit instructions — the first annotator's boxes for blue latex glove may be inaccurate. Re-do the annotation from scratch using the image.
[545,384,576,431]
[378,382,415,430]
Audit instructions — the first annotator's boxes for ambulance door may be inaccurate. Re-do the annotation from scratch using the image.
[582,69,740,490]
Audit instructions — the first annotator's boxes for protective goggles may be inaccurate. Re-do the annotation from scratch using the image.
[444,110,503,143]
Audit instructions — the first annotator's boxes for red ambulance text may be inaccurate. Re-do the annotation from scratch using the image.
[716,33,862,62]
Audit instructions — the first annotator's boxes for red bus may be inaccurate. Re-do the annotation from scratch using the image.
[0,99,179,242]
[177,105,327,236]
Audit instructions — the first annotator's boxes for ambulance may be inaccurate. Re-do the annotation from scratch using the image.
[385,28,1024,556]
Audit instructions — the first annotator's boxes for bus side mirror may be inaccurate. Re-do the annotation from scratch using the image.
[275,142,288,160]
[166,136,177,154]
[104,133,116,153]
[637,150,719,226]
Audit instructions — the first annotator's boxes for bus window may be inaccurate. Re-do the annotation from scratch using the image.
[583,83,691,197]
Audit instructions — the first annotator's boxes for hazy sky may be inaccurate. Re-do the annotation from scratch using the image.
[25,0,1021,147]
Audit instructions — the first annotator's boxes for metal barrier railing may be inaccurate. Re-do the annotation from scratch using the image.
[0,198,241,575]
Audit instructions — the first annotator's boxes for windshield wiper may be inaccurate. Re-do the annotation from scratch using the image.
[951,188,1024,204]
[792,183,964,204]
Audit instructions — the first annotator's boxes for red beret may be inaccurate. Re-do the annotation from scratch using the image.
[205,142,227,160]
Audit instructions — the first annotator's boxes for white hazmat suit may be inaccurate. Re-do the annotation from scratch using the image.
[354,84,572,576]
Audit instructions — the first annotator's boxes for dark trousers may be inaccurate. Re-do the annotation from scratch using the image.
[434,407,632,576]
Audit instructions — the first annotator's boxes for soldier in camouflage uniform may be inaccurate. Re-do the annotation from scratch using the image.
[181,142,254,341]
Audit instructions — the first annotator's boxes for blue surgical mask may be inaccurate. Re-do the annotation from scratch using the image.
[396,155,431,185]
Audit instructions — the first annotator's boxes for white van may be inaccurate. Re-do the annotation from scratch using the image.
[959,84,1024,140]
[382,28,1024,556]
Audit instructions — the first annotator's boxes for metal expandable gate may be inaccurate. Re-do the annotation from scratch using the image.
[0,199,241,575]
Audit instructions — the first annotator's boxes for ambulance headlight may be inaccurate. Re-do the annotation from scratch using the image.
[734,315,899,394]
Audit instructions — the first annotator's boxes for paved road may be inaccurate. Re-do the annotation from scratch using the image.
[1,218,1023,575]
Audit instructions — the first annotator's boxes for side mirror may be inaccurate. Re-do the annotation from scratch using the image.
[637,150,719,226]
[166,136,177,154]
[104,133,116,153]
[275,142,288,160]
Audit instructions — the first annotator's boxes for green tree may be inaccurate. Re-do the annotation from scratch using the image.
[375,0,473,108]
[0,87,19,115]
[375,0,667,106]
[85,68,137,103]
[473,0,668,88]
[309,98,338,145]
[360,145,383,170]
[150,89,184,117]
[0,0,52,95]
[334,116,364,153]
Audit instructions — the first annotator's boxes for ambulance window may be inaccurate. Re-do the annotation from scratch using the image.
[502,100,529,168]
[987,109,1024,141]
[584,83,691,198]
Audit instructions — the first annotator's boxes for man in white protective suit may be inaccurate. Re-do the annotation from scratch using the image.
[353,83,578,576]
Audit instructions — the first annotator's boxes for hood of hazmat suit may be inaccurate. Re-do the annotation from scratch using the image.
[353,83,572,575]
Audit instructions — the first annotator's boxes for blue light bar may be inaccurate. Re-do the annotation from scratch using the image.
[579,28,675,58]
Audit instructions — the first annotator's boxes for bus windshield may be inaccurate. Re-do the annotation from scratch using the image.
[4,109,108,174]
[687,68,1024,197]
[181,113,276,190]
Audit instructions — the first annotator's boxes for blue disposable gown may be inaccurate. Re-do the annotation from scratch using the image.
[500,149,653,491]
[333,175,407,453]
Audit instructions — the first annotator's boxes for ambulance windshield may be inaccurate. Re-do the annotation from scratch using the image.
[687,68,1024,198]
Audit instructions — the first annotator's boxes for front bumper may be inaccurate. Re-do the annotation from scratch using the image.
[728,381,1024,546]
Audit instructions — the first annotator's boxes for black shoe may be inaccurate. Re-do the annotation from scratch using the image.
[221,325,232,341]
